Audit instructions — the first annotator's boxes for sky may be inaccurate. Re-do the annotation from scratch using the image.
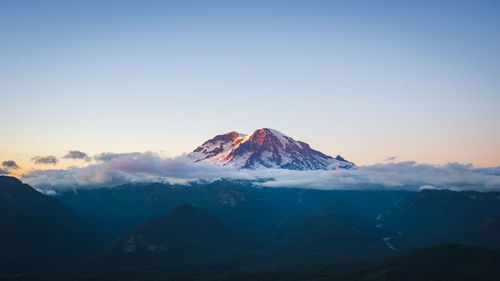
[1,0,500,177]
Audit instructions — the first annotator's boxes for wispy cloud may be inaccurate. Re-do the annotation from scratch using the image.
[2,160,20,170]
[63,150,91,161]
[0,168,10,175]
[21,151,500,193]
[383,156,398,162]
[32,155,58,165]
[94,152,141,162]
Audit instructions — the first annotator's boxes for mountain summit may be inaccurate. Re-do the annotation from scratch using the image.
[192,128,353,170]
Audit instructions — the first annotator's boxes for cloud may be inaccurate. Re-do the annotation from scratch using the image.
[0,168,10,175]
[63,150,91,161]
[419,185,438,191]
[23,152,248,189]
[32,155,58,165]
[383,156,398,162]
[94,152,141,162]
[258,162,500,192]
[23,167,153,188]
[21,152,500,193]
[2,160,20,170]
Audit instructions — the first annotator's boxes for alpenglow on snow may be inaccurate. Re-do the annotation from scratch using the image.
[191,128,354,170]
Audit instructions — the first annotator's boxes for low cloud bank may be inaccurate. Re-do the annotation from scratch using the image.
[21,151,500,193]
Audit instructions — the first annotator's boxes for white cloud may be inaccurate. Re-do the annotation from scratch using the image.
[21,151,500,193]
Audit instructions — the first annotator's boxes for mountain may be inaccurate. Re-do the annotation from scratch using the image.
[6,177,500,281]
[266,211,390,270]
[56,180,415,237]
[0,176,104,272]
[348,244,500,281]
[114,204,238,257]
[99,204,247,279]
[379,189,500,251]
[192,128,354,170]
[79,204,391,281]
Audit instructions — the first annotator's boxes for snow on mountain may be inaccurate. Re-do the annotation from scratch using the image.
[191,128,354,170]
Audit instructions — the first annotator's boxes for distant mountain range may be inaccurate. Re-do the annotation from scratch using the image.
[2,175,500,280]
[191,128,354,170]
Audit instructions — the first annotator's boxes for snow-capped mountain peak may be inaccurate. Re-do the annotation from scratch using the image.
[192,128,354,170]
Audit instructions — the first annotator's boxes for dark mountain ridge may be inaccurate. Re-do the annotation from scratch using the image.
[0,176,105,272]
[348,243,500,281]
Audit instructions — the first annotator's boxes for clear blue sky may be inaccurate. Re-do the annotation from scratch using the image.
[1,0,499,174]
